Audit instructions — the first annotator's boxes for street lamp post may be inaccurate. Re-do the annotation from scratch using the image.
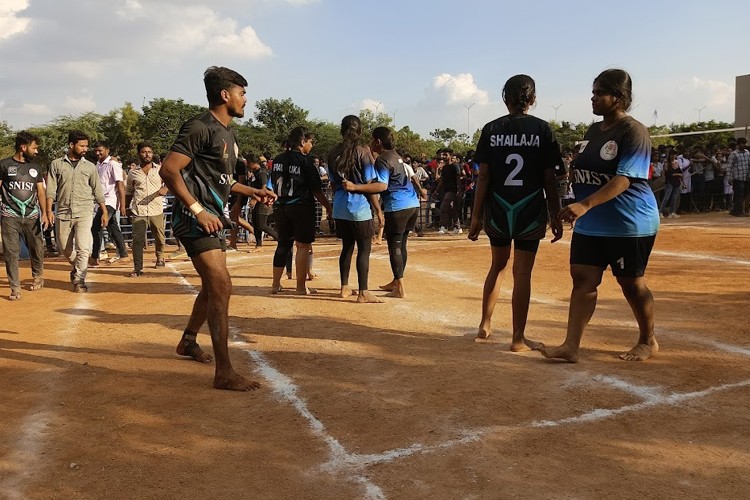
[550,104,563,121]
[694,106,706,122]
[391,109,398,129]
[464,102,475,136]
[373,101,382,116]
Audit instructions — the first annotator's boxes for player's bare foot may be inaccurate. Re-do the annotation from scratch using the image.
[379,280,396,291]
[296,286,317,295]
[540,344,579,363]
[357,290,383,303]
[213,371,260,391]
[619,337,659,361]
[339,285,356,298]
[286,272,293,280]
[176,339,213,363]
[249,246,263,253]
[510,338,545,352]
[384,282,405,298]
[476,321,491,340]
[271,284,283,295]
[307,272,317,281]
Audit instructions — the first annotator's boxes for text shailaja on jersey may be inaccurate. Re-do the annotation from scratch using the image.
[489,134,541,148]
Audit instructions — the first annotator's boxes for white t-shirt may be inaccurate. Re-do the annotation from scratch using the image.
[97,157,124,209]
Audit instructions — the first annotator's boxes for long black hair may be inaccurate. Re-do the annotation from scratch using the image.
[594,69,633,111]
[333,115,362,177]
[502,74,536,112]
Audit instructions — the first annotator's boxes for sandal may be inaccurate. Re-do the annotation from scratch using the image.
[30,279,44,291]
[9,291,21,301]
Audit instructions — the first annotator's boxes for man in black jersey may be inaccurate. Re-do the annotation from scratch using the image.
[160,67,277,391]
[0,131,49,300]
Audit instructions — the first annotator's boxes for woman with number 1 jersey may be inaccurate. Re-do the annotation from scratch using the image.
[469,74,563,351]
[269,126,332,295]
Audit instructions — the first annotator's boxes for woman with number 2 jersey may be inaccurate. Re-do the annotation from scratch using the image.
[469,74,563,351]
[269,126,332,295]
[541,69,660,363]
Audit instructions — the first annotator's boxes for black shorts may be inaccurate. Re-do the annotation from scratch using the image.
[273,204,316,244]
[384,207,418,238]
[488,237,540,253]
[335,218,373,241]
[570,232,656,278]
[179,235,227,258]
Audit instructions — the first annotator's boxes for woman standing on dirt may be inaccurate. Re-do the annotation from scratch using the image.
[269,126,332,295]
[541,68,660,362]
[468,74,563,351]
[370,126,421,299]
[327,115,387,303]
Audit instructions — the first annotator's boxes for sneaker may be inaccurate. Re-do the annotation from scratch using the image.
[452,227,463,235]
[438,226,447,234]
[667,213,680,219]
[169,249,187,259]
[155,259,166,268]
[107,256,121,264]
[9,290,21,301]
[659,213,665,219]
[99,251,109,260]
[74,282,88,293]
[105,242,116,250]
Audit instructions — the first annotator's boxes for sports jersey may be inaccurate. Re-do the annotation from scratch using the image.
[268,150,322,205]
[252,167,273,215]
[0,157,43,219]
[327,144,377,221]
[169,111,238,238]
[572,116,659,237]
[375,150,419,213]
[474,114,561,240]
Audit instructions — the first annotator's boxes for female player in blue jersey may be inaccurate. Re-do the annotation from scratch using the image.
[541,69,660,362]
[469,74,563,351]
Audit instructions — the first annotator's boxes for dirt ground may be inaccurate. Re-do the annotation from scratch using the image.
[1,212,749,500]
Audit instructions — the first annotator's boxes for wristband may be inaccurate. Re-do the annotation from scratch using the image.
[189,202,204,216]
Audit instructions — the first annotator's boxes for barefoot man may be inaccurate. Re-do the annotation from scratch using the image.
[160,66,277,390]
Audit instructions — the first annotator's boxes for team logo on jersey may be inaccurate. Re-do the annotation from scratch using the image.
[600,140,618,161]
[577,141,589,153]
[8,166,17,176]
[29,168,38,178]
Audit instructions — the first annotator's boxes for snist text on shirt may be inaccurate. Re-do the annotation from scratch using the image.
[573,168,613,186]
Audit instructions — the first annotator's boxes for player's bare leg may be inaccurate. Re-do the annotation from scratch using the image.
[176,287,214,363]
[617,276,659,361]
[295,242,316,295]
[541,265,603,362]
[384,279,405,298]
[192,250,259,391]
[477,245,510,339]
[271,265,285,294]
[510,249,543,351]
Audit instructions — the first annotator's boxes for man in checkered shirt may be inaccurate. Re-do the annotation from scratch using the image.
[728,137,750,216]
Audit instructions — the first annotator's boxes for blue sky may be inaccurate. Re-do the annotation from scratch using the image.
[0,0,746,137]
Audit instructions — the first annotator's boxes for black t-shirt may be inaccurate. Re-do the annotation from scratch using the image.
[441,163,461,193]
[474,114,561,204]
[169,111,238,238]
[251,167,272,214]
[0,157,44,219]
[270,150,322,205]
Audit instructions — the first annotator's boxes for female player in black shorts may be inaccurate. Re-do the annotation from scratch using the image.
[468,74,563,351]
[269,126,332,295]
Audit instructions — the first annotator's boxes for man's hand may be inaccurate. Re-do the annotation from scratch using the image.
[550,217,563,243]
[256,187,277,205]
[468,219,482,241]
[41,212,51,231]
[196,210,223,234]
[101,210,109,228]
[341,179,357,192]
[46,211,55,226]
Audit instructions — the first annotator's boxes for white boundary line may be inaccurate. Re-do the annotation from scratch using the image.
[0,281,92,499]
[169,252,750,499]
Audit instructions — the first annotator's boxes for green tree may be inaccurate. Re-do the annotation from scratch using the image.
[307,120,341,160]
[549,120,588,153]
[0,121,14,159]
[140,98,205,156]
[99,103,142,161]
[667,120,734,151]
[254,97,310,150]
[30,112,104,166]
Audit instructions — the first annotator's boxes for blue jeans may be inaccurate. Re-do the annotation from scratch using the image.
[660,184,680,215]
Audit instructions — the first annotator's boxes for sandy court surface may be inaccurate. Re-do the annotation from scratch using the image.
[1,212,749,499]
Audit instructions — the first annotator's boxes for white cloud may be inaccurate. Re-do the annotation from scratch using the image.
[359,98,384,113]
[0,0,30,40]
[64,91,96,112]
[431,73,489,105]
[687,76,734,108]
[19,103,52,115]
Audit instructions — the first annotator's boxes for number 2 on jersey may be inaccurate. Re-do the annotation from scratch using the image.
[504,153,524,186]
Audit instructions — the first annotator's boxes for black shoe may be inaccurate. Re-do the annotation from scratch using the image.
[74,282,88,293]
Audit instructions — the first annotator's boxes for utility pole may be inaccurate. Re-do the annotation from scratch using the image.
[464,102,475,136]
